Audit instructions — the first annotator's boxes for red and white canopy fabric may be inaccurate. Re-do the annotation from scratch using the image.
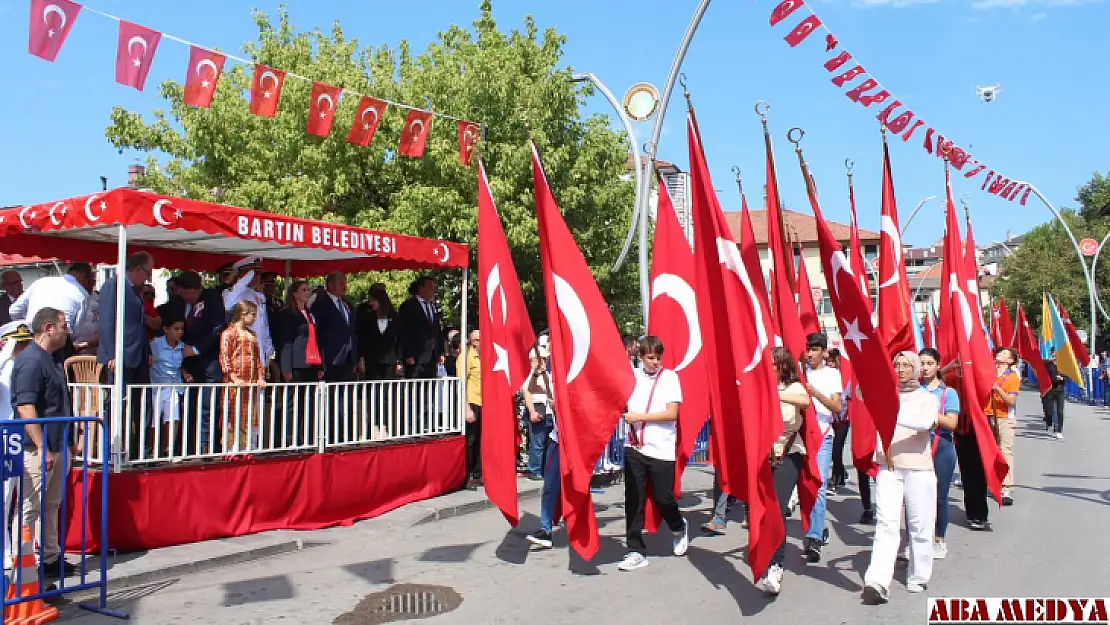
[0,189,469,276]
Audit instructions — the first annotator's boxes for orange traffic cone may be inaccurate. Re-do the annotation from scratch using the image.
[4,526,58,625]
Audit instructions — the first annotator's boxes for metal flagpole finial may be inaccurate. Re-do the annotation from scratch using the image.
[787,127,806,151]
[731,165,743,196]
[845,158,855,181]
[755,101,771,126]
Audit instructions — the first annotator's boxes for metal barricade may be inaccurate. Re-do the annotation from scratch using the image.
[322,378,463,449]
[1,416,127,620]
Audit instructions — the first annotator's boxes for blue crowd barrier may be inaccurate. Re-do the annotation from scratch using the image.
[1,416,128,621]
[594,420,712,476]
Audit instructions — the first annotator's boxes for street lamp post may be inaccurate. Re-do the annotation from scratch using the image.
[899,196,939,236]
[1090,230,1110,322]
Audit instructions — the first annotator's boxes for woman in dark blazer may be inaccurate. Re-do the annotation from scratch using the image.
[356,284,401,439]
[278,280,322,446]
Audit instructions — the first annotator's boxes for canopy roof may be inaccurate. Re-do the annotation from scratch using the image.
[0,189,468,276]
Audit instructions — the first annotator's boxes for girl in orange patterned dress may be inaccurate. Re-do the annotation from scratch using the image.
[220,300,267,453]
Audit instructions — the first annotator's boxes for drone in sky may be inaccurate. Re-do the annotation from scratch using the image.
[976,85,1001,103]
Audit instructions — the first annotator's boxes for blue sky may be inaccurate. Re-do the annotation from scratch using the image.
[0,0,1106,248]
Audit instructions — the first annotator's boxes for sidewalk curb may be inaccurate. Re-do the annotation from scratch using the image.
[65,538,304,602]
[413,485,544,525]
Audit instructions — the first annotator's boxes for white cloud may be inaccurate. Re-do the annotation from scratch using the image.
[1030,10,1049,19]
[851,0,939,7]
[970,0,1094,8]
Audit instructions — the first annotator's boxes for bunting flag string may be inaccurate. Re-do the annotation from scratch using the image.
[766,0,1031,205]
[26,0,483,162]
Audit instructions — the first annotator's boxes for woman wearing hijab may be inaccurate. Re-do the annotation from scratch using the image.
[862,351,940,604]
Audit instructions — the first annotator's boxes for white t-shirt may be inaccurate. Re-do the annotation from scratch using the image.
[806,365,843,435]
[624,367,683,461]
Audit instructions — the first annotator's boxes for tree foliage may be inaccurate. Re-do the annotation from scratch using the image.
[105,1,638,330]
[996,173,1110,341]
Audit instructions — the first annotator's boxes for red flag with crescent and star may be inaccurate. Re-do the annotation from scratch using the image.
[876,139,915,355]
[398,109,434,158]
[347,96,387,147]
[991,296,1015,349]
[249,65,286,118]
[1056,302,1091,367]
[843,174,878,476]
[764,135,807,358]
[1013,303,1053,396]
[306,82,342,137]
[938,170,1008,502]
[531,141,634,560]
[477,159,535,526]
[642,173,709,533]
[115,20,161,91]
[183,46,225,108]
[688,114,784,582]
[28,0,81,62]
[458,121,481,166]
[804,166,899,454]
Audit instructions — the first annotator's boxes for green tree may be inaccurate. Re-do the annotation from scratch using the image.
[996,174,1110,338]
[105,1,638,331]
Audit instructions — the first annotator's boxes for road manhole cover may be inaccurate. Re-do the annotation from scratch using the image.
[334,583,462,624]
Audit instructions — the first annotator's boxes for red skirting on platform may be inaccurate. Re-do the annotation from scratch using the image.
[64,436,466,553]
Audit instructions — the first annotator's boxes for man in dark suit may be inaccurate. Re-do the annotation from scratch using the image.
[310,272,360,383]
[97,251,155,459]
[175,271,226,453]
[398,276,444,379]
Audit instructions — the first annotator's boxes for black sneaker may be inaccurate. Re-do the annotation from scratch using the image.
[822,527,831,546]
[859,509,875,524]
[804,537,822,563]
[968,518,989,531]
[43,559,77,579]
[526,530,553,549]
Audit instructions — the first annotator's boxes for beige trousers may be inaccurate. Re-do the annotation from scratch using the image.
[21,448,70,563]
[995,417,1016,488]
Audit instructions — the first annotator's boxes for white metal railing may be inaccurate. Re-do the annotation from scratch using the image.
[69,377,464,469]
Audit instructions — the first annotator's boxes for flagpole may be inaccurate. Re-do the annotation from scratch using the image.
[759,103,796,290]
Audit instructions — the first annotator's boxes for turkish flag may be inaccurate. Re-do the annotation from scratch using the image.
[531,141,634,560]
[477,159,536,526]
[115,21,161,91]
[795,243,821,336]
[1014,303,1053,396]
[347,96,387,147]
[843,175,879,476]
[398,109,433,158]
[458,121,481,166]
[876,141,915,355]
[28,0,80,62]
[1057,303,1091,367]
[688,115,784,581]
[307,82,342,137]
[642,174,710,533]
[991,296,1015,349]
[249,65,286,118]
[183,46,225,108]
[765,140,807,358]
[963,219,990,341]
[804,171,899,454]
[939,170,1008,502]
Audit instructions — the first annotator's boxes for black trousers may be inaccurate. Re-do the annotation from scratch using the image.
[285,368,319,446]
[1041,391,1065,433]
[955,426,989,523]
[857,469,873,512]
[404,362,436,379]
[831,422,849,485]
[624,448,684,554]
[771,453,805,566]
[466,404,482,479]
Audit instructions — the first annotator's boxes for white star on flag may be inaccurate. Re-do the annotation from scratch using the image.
[174,210,183,219]
[842,317,868,350]
[362,123,370,131]
[491,341,511,385]
[264,91,272,99]
[319,112,326,119]
[99,201,107,210]
[201,79,211,89]
[48,29,55,38]
[133,58,141,67]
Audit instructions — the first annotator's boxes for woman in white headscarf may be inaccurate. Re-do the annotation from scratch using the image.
[862,350,940,604]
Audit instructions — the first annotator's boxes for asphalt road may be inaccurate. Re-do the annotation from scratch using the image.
[69,390,1110,624]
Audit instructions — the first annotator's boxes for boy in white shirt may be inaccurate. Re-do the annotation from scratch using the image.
[802,332,843,563]
[617,336,687,572]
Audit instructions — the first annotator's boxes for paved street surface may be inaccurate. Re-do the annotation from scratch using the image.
[67,390,1110,624]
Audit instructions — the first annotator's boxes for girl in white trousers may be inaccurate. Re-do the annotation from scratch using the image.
[863,351,940,604]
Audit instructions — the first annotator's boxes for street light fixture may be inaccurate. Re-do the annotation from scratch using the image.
[899,196,939,236]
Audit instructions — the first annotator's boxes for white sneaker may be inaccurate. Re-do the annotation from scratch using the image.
[673,519,689,556]
[1054,431,1064,440]
[757,564,783,595]
[933,541,948,560]
[897,546,910,563]
[906,581,928,593]
[788,488,799,515]
[618,552,649,571]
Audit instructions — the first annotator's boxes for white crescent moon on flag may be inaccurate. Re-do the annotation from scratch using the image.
[830,250,855,301]
[152,199,174,226]
[877,215,903,289]
[127,36,148,59]
[360,106,379,124]
[196,59,219,79]
[317,93,334,112]
[84,194,102,222]
[48,202,64,226]
[259,70,279,90]
[485,264,507,325]
[432,242,450,264]
[552,273,591,383]
[43,4,66,28]
[651,273,703,372]
[410,119,426,138]
[948,275,974,341]
[18,206,33,230]
[716,238,769,371]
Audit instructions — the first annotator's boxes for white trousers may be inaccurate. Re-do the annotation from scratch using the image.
[864,467,937,589]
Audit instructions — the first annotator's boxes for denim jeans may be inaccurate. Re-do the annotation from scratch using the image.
[711,471,736,525]
[805,433,835,541]
[528,414,554,477]
[933,431,957,538]
[539,440,561,533]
